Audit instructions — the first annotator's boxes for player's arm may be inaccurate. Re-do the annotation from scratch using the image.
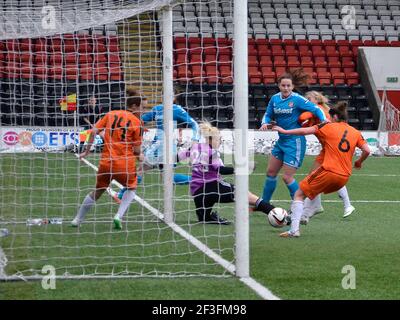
[175,106,200,141]
[132,123,144,159]
[260,99,275,131]
[297,96,327,123]
[141,108,156,124]
[272,125,317,136]
[79,127,99,159]
[354,143,370,169]
[83,117,93,128]
[80,115,107,159]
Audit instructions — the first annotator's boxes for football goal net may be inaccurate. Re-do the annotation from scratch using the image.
[0,0,274,299]
[377,90,400,156]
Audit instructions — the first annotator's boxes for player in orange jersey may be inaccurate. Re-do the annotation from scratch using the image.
[272,101,370,237]
[71,89,146,230]
[301,91,356,223]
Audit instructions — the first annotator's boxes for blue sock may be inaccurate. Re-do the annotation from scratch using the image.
[286,180,299,199]
[173,174,191,185]
[117,187,127,200]
[137,175,142,184]
[262,176,277,202]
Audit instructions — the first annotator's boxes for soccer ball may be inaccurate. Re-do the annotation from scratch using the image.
[267,207,289,228]
[298,111,318,128]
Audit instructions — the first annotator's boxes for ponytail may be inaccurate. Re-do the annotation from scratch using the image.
[278,68,310,88]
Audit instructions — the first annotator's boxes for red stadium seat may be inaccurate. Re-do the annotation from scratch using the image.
[34,53,47,65]
[64,39,76,52]
[34,66,47,80]
[108,53,121,64]
[342,60,355,73]
[318,71,331,85]
[262,71,276,84]
[346,72,359,85]
[48,65,63,80]
[34,38,47,53]
[109,66,122,81]
[259,56,273,67]
[248,55,259,67]
[19,39,33,51]
[94,65,108,81]
[175,53,188,65]
[66,66,78,81]
[49,53,62,64]
[332,72,346,85]
[257,45,272,56]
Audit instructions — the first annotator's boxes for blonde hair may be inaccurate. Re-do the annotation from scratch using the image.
[199,122,220,148]
[305,91,330,113]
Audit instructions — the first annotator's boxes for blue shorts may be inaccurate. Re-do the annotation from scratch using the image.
[271,137,306,169]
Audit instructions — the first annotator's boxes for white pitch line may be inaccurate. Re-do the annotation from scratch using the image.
[0,246,7,278]
[79,155,280,300]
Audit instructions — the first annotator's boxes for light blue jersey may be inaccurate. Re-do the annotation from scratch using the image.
[141,104,200,166]
[142,104,200,142]
[261,92,326,168]
[261,92,326,139]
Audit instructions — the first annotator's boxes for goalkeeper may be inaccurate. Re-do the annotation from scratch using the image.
[178,122,276,225]
[71,89,145,230]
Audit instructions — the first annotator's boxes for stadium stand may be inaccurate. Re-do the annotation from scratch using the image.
[1,0,399,130]
[0,25,124,127]
[173,0,400,129]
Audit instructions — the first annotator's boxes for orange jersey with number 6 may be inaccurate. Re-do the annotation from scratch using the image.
[313,122,366,176]
[95,110,142,171]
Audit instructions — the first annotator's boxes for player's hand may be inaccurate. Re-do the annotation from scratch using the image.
[260,121,276,131]
[271,125,285,133]
[79,150,90,160]
[354,159,362,169]
[138,153,144,162]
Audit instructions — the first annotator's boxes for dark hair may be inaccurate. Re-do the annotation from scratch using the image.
[277,68,310,88]
[329,101,348,122]
[126,88,146,108]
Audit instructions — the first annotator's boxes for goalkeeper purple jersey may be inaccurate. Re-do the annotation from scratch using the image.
[178,143,223,195]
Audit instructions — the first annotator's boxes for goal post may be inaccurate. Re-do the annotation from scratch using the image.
[233,0,249,278]
[0,0,262,293]
[377,89,400,156]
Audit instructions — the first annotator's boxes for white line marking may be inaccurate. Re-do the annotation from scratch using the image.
[0,246,7,278]
[79,155,280,300]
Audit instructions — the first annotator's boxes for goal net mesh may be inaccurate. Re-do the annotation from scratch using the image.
[0,0,239,279]
[378,91,400,156]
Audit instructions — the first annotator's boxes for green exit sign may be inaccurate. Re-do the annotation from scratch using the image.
[387,77,398,83]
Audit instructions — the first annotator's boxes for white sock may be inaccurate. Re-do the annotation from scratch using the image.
[290,200,303,233]
[303,195,321,218]
[312,194,322,210]
[115,189,136,220]
[337,186,351,209]
[75,194,95,222]
[302,198,312,218]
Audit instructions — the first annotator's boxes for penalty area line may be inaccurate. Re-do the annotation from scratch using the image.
[77,155,280,300]
[0,246,8,279]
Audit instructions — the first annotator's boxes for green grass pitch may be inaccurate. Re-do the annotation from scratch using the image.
[1,153,399,300]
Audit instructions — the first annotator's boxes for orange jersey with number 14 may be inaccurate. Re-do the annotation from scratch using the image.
[95,110,142,170]
[313,122,366,176]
